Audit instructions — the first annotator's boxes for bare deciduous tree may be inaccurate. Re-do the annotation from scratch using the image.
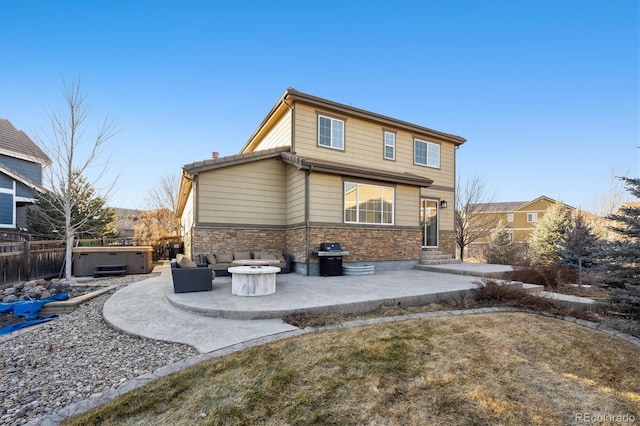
[591,169,627,241]
[38,78,118,280]
[133,174,181,255]
[454,174,498,261]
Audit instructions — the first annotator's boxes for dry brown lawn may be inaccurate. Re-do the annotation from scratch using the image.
[64,312,640,425]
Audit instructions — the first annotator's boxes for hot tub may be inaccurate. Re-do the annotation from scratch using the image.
[72,246,154,277]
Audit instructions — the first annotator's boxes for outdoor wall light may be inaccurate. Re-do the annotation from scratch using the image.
[440,200,448,209]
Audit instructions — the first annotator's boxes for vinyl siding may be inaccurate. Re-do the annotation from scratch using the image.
[0,193,13,226]
[293,103,456,188]
[15,181,35,199]
[286,165,305,225]
[0,155,42,185]
[197,158,287,225]
[395,184,420,227]
[308,173,342,223]
[0,172,11,189]
[246,109,292,152]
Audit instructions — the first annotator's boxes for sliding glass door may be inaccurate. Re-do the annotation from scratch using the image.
[420,199,438,248]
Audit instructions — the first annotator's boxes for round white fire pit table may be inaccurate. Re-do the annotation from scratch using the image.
[228,265,281,296]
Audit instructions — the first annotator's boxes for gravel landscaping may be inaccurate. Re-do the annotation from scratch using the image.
[0,275,199,425]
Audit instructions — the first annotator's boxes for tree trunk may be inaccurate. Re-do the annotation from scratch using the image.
[65,233,74,281]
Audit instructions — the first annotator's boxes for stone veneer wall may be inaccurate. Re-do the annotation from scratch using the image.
[308,226,422,264]
[190,226,287,257]
[439,230,456,258]
[189,224,446,266]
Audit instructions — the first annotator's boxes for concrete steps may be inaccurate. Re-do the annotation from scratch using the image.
[418,251,462,265]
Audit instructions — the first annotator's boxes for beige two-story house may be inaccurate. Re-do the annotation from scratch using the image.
[176,88,466,275]
[471,196,576,243]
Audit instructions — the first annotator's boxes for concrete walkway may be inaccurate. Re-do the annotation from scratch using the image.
[103,263,508,353]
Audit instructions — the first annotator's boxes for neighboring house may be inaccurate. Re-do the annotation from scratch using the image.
[114,208,141,239]
[470,196,576,243]
[0,118,51,229]
[176,88,466,275]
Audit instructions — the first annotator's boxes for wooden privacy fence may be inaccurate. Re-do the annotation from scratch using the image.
[1,240,66,287]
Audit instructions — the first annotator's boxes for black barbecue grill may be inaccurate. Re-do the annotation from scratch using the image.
[317,242,350,276]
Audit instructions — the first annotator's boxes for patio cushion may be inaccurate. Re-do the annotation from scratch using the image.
[233,251,251,261]
[177,255,197,269]
[206,253,216,265]
[215,253,233,263]
[258,253,277,260]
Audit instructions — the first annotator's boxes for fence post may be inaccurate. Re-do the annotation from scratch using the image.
[23,240,31,280]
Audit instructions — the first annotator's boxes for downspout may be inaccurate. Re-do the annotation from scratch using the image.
[305,168,311,276]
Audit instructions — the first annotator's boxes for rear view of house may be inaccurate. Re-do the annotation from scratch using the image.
[177,88,466,274]
[0,119,51,229]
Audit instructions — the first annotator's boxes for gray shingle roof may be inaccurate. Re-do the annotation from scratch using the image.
[0,118,51,165]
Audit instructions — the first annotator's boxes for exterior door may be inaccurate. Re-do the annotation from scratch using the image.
[421,199,438,248]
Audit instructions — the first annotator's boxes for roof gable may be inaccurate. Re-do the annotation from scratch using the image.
[241,88,467,153]
[0,118,51,166]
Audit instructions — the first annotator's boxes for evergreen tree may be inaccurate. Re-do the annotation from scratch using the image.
[484,223,516,265]
[557,212,599,286]
[598,177,640,318]
[27,172,118,240]
[598,178,640,287]
[529,202,572,266]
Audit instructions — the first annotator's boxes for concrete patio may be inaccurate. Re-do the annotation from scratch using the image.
[103,262,517,354]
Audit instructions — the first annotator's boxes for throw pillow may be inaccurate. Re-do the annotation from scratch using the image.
[206,253,216,265]
[234,251,251,261]
[215,253,233,263]
[177,255,197,269]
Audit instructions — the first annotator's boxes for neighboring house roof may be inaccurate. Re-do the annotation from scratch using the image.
[471,196,575,213]
[241,88,467,153]
[0,118,51,166]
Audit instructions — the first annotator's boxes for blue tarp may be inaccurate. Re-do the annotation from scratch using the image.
[0,292,69,336]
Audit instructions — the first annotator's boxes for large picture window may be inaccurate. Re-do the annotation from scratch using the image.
[318,115,344,150]
[344,182,394,225]
[414,139,440,168]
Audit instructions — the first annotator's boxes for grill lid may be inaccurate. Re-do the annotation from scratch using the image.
[320,242,341,251]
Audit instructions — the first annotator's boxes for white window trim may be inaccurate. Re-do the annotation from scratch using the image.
[527,213,538,223]
[383,131,395,160]
[344,182,394,225]
[318,115,345,151]
[414,138,440,168]
[507,213,514,222]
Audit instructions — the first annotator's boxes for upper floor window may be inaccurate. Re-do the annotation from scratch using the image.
[507,213,514,222]
[318,115,344,150]
[344,182,394,225]
[383,131,395,160]
[527,213,538,223]
[414,139,440,168]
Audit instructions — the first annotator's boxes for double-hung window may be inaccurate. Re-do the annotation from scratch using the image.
[527,213,538,223]
[414,139,440,168]
[344,182,394,225]
[383,131,395,160]
[507,213,514,222]
[318,115,344,150]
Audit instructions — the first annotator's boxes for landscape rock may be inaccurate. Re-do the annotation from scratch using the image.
[0,274,199,425]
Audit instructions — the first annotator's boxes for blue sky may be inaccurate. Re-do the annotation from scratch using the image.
[0,0,638,211]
